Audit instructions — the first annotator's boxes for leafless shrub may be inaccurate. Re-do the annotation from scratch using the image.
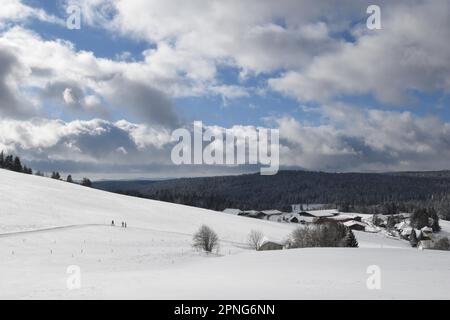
[192,225,219,253]
[247,230,264,250]
[289,223,349,248]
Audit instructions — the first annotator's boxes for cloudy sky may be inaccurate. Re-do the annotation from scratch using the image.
[1,0,450,179]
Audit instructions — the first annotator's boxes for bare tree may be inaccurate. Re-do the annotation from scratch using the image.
[247,230,264,250]
[289,223,350,249]
[192,225,219,253]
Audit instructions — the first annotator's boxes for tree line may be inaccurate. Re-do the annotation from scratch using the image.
[95,170,450,220]
[0,152,33,174]
[0,151,92,187]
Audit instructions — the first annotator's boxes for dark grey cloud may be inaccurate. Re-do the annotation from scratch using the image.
[41,80,110,118]
[0,49,33,119]
[106,75,180,128]
[61,123,139,159]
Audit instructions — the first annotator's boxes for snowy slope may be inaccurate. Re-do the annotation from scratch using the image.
[0,169,292,241]
[1,169,450,299]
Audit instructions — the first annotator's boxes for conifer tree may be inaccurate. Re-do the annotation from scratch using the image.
[51,172,61,180]
[81,178,92,187]
[4,155,13,169]
[344,229,359,247]
[410,229,418,247]
[13,156,23,172]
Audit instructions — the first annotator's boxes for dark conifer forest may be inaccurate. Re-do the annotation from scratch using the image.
[93,170,450,219]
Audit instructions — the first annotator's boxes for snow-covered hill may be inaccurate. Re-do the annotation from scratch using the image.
[1,169,450,299]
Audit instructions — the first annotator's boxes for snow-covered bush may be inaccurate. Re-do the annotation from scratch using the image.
[289,223,351,248]
[192,225,219,253]
[247,230,264,250]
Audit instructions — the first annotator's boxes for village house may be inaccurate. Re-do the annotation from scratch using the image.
[291,204,326,212]
[222,208,243,215]
[316,214,362,224]
[343,220,367,231]
[244,210,266,219]
[297,209,339,218]
[258,239,284,251]
[421,226,433,238]
[418,239,435,250]
[289,213,316,224]
[261,210,283,221]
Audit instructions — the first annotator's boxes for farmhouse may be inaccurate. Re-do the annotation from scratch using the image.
[258,239,284,251]
[418,239,435,250]
[244,210,266,219]
[343,220,367,231]
[395,221,409,231]
[317,214,362,224]
[298,209,339,218]
[223,208,243,215]
[262,209,283,215]
[261,210,283,221]
[291,203,326,212]
[421,226,433,236]
[289,213,315,224]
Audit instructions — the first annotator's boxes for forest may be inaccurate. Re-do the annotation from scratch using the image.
[93,170,450,220]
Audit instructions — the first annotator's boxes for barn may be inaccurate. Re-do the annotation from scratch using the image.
[343,220,367,231]
[258,240,284,251]
[298,209,339,218]
[222,208,243,215]
[289,213,315,224]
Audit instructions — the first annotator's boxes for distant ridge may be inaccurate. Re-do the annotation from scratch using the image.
[92,170,450,211]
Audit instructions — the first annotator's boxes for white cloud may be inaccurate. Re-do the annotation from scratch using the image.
[0,118,172,164]
[0,27,181,125]
[2,104,450,175]
[2,0,450,175]
[277,104,450,171]
[68,0,355,74]
[0,0,63,27]
[269,1,450,105]
[66,0,450,109]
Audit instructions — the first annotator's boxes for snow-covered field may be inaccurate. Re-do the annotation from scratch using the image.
[1,169,450,299]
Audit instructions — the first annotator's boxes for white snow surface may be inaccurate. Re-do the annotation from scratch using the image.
[1,169,450,299]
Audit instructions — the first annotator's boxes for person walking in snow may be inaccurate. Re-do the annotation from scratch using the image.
[111,220,115,226]
[124,222,127,228]
[121,221,124,228]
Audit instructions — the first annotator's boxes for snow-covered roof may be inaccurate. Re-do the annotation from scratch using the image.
[395,221,409,230]
[261,210,283,215]
[421,226,433,233]
[401,227,413,236]
[260,236,283,246]
[344,221,367,228]
[301,209,339,217]
[268,215,283,222]
[325,214,358,221]
[289,213,315,223]
[243,210,262,217]
[223,208,242,215]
